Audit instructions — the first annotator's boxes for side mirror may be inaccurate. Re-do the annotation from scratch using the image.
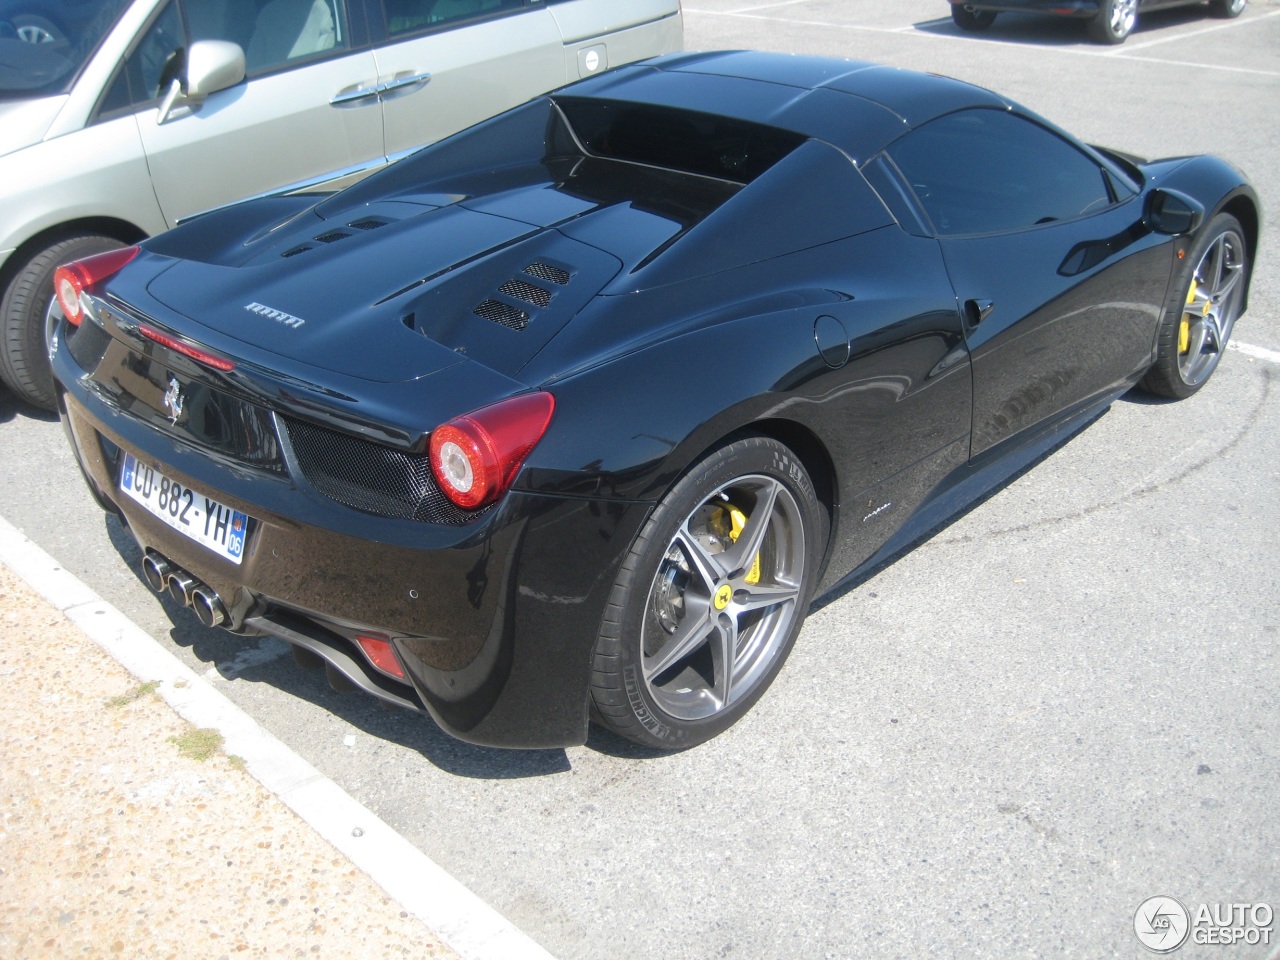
[185,40,246,97]
[1145,187,1204,236]
[157,40,246,124]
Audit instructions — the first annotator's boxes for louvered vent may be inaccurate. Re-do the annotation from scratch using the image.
[524,262,569,285]
[314,230,350,244]
[473,299,529,331]
[281,245,313,258]
[499,278,552,307]
[348,217,389,231]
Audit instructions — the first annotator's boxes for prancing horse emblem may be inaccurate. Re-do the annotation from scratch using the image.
[162,376,184,424]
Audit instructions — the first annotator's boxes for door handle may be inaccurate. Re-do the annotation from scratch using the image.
[330,82,381,106]
[331,72,431,107]
[379,71,431,98]
[964,299,994,327]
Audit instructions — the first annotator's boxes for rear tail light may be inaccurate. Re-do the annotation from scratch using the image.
[429,392,555,510]
[53,245,139,326]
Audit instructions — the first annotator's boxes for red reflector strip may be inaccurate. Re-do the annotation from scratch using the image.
[355,635,406,680]
[139,324,235,371]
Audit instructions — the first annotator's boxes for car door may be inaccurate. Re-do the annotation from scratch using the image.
[107,0,383,227]
[885,108,1175,459]
[364,0,565,161]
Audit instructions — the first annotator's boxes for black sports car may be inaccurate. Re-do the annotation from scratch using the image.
[948,0,1247,44]
[53,51,1258,750]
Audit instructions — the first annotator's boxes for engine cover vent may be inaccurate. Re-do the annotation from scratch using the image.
[524,262,569,285]
[499,278,553,308]
[473,299,529,331]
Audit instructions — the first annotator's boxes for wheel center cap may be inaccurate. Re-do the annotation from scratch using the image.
[713,583,733,611]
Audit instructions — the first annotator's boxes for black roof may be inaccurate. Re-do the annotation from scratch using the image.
[561,50,1012,162]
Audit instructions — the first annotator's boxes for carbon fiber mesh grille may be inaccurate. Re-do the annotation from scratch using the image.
[524,262,570,285]
[473,299,529,331]
[66,319,112,371]
[283,417,480,525]
[499,278,553,307]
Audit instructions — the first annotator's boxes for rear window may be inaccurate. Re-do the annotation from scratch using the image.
[0,0,131,98]
[555,97,806,185]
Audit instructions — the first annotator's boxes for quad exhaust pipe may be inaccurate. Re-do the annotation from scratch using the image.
[140,552,228,628]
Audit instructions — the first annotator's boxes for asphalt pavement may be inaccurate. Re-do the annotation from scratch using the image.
[2,2,1278,958]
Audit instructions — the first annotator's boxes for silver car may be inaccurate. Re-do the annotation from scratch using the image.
[0,0,683,409]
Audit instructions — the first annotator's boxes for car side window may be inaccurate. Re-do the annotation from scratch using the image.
[886,109,1114,236]
[99,0,349,114]
[99,0,185,110]
[241,0,348,72]
[381,0,527,38]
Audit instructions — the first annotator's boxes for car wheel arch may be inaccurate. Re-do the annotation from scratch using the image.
[1219,195,1259,305]
[643,415,840,587]
[2,217,148,289]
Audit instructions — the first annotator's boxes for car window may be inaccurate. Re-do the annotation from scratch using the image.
[242,0,347,72]
[381,0,527,38]
[100,0,351,114]
[99,1,185,110]
[0,0,131,98]
[886,109,1114,236]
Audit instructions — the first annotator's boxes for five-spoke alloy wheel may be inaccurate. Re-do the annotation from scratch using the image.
[591,436,821,748]
[1141,213,1249,399]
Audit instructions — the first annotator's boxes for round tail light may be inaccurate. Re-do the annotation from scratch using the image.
[429,392,555,510]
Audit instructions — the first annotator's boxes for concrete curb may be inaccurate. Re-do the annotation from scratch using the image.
[0,513,556,960]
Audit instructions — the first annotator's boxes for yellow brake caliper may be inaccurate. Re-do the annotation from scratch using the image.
[726,505,762,585]
[1180,281,1196,354]
[1181,280,1211,355]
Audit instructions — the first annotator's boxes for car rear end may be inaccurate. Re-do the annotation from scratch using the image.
[50,243,644,748]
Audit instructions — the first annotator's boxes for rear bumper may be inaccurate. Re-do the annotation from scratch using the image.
[56,375,651,749]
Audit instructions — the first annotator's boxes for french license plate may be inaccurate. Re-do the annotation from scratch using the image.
[119,453,249,564]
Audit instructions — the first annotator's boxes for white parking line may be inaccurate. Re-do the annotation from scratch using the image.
[1231,340,1280,365]
[0,514,557,960]
[716,0,818,13]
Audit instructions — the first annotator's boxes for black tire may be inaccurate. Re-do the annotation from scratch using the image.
[590,436,822,749]
[951,6,997,31]
[0,234,123,411]
[1209,0,1246,17]
[1139,213,1248,400]
[1088,0,1137,43]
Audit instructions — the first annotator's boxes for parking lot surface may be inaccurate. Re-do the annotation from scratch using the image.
[1,3,1277,958]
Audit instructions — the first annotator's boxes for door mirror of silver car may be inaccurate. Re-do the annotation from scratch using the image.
[1145,187,1205,236]
[157,41,246,125]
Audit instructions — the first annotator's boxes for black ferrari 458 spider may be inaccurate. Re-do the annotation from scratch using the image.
[52,51,1258,749]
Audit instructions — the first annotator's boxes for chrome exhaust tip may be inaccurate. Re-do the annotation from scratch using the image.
[166,570,197,607]
[141,553,172,593]
[190,585,228,628]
